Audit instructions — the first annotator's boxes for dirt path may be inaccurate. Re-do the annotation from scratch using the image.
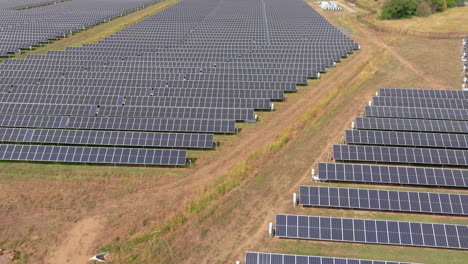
[47,216,105,264]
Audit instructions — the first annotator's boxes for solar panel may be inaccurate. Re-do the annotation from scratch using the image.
[245,252,420,264]
[365,106,468,121]
[345,130,468,149]
[379,88,468,100]
[355,117,468,134]
[299,186,468,216]
[316,162,468,188]
[0,127,214,149]
[372,96,468,110]
[0,115,237,134]
[274,214,468,250]
[0,144,187,166]
[333,144,468,167]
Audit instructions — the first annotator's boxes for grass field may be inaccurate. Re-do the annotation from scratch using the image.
[373,6,468,34]
[0,0,467,263]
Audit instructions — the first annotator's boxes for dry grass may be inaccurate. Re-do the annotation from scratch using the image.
[374,6,468,33]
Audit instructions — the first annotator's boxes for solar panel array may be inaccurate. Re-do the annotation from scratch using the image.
[263,88,468,263]
[0,0,160,56]
[0,0,358,166]
[274,214,468,250]
[340,88,468,169]
[299,185,468,216]
[316,162,468,188]
[245,252,419,264]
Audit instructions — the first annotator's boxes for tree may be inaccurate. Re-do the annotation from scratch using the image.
[380,0,422,19]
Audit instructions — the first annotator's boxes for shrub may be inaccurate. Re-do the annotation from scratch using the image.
[415,0,433,16]
[428,0,446,11]
[446,0,459,7]
[380,0,422,19]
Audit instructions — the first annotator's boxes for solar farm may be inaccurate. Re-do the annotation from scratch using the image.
[0,0,467,263]
[0,0,358,167]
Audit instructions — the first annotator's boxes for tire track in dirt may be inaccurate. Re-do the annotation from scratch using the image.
[47,216,105,264]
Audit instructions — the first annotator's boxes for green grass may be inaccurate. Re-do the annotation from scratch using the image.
[374,6,468,34]
[0,162,183,183]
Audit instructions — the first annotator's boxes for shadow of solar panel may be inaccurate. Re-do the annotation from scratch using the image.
[299,186,468,216]
[274,214,468,250]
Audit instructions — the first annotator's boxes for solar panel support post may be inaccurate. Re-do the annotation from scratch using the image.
[268,222,274,238]
[351,121,355,129]
[293,192,297,207]
[311,169,320,181]
[235,261,240,264]
[270,103,275,111]
[368,100,372,106]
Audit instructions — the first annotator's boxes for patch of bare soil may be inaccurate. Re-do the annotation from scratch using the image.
[46,216,105,264]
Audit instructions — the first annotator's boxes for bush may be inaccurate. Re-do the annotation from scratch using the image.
[446,0,459,7]
[415,1,433,16]
[380,0,422,19]
[428,0,446,11]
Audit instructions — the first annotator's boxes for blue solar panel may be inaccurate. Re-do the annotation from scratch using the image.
[274,214,468,250]
[245,252,420,264]
[299,186,468,216]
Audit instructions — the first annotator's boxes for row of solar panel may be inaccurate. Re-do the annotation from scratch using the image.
[0,144,187,166]
[316,162,468,188]
[244,252,418,264]
[0,73,309,84]
[299,186,468,215]
[372,96,468,110]
[365,106,468,121]
[0,115,236,134]
[0,103,256,121]
[0,127,214,149]
[0,93,273,110]
[345,129,468,149]
[333,144,468,167]
[356,117,468,134]
[274,214,468,250]
[1,87,286,100]
[378,88,468,99]
[3,79,297,91]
